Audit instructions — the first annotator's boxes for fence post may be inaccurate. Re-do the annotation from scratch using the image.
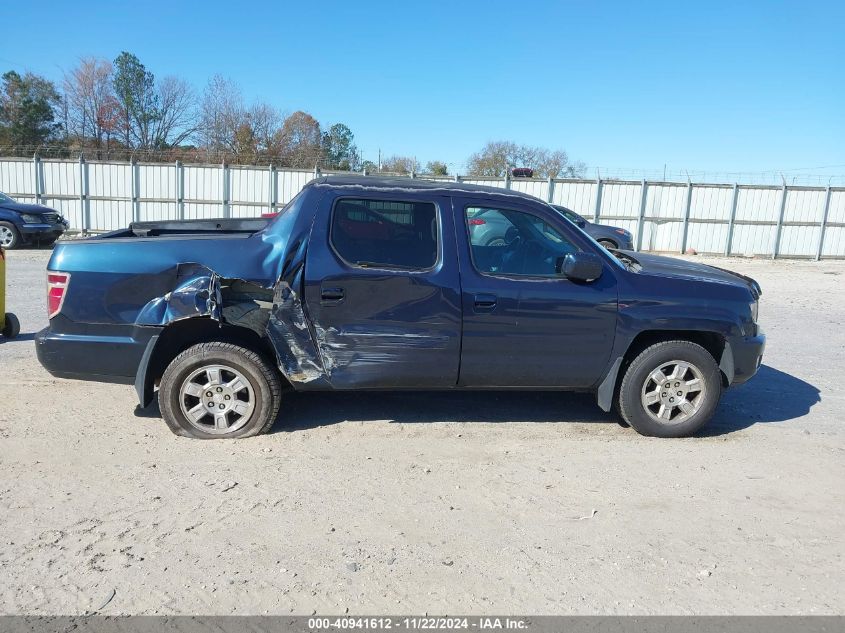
[130,157,139,223]
[680,181,693,254]
[33,154,42,205]
[593,178,603,222]
[268,164,277,215]
[546,177,554,203]
[724,183,739,256]
[635,179,648,251]
[454,174,460,182]
[175,161,184,220]
[771,183,788,259]
[79,154,90,234]
[503,172,511,190]
[816,185,832,261]
[221,162,230,218]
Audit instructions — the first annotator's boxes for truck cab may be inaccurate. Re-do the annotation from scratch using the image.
[36,176,765,439]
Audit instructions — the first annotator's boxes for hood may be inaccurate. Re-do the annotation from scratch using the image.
[0,201,58,215]
[623,251,762,299]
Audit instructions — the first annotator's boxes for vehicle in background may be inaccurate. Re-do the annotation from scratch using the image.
[0,246,20,338]
[551,205,634,250]
[0,192,69,249]
[36,176,764,440]
[469,205,634,250]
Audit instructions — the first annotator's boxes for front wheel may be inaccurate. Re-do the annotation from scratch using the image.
[159,342,282,439]
[0,222,20,249]
[617,340,721,437]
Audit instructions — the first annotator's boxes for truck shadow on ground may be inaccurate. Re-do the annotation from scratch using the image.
[272,364,819,437]
[134,364,820,437]
[700,365,820,436]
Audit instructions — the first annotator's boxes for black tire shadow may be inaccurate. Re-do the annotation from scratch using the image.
[698,365,820,436]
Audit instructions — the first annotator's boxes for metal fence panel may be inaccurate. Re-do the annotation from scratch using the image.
[2,157,844,258]
[551,181,598,215]
[0,159,36,201]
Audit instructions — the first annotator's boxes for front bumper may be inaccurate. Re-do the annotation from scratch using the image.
[20,221,67,242]
[725,327,766,385]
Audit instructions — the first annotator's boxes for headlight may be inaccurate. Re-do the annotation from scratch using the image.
[750,301,759,323]
[21,214,41,223]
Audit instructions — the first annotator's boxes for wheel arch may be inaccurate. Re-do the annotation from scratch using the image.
[596,329,728,412]
[135,317,285,407]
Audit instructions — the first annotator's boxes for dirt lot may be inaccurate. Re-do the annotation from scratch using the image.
[0,249,843,615]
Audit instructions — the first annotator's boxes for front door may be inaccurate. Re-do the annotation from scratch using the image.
[456,196,618,388]
[304,192,462,389]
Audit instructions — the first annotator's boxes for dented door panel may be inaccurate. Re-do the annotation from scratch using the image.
[302,189,462,388]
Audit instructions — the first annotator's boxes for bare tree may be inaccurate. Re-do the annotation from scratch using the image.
[150,76,196,148]
[248,102,284,156]
[63,57,114,147]
[199,75,245,155]
[466,141,586,178]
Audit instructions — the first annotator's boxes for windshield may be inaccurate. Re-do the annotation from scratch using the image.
[0,192,14,204]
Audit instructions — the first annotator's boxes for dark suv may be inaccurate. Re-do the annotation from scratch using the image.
[0,192,68,249]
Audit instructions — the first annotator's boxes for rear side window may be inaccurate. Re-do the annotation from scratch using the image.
[331,198,438,270]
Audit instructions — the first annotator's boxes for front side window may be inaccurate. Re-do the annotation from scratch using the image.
[331,198,438,270]
[466,206,578,277]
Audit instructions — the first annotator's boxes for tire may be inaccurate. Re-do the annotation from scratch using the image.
[617,340,721,438]
[486,237,506,247]
[159,342,282,439]
[0,222,20,249]
[597,239,617,249]
[2,313,20,338]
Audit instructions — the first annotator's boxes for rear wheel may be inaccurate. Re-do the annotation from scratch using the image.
[159,342,282,439]
[0,222,20,249]
[597,239,617,249]
[617,340,721,437]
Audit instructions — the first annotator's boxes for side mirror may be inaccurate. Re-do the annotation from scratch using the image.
[558,252,603,282]
[576,218,587,228]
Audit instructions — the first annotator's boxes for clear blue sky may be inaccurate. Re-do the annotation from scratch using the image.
[3,1,844,179]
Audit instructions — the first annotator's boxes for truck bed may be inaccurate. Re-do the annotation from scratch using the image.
[100,218,269,239]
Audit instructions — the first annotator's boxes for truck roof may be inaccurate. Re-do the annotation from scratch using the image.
[315,174,544,203]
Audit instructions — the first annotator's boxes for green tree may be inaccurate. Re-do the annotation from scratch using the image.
[381,155,419,175]
[321,123,359,170]
[112,52,158,148]
[426,160,448,176]
[0,70,62,148]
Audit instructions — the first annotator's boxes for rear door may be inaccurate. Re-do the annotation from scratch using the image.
[454,196,618,388]
[303,191,462,388]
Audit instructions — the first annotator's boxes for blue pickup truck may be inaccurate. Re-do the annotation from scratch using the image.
[36,176,765,439]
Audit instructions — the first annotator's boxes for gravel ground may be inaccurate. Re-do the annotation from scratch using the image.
[0,248,843,615]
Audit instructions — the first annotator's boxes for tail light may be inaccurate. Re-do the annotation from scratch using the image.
[47,272,71,319]
[468,218,486,226]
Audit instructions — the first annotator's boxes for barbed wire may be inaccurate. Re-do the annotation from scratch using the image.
[1,145,843,186]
